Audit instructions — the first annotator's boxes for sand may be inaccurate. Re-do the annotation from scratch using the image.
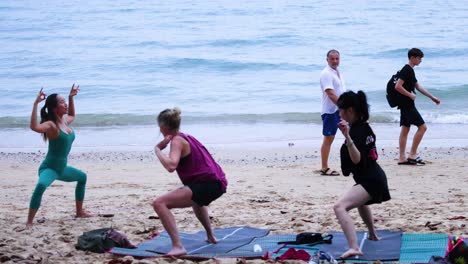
[0,145,467,263]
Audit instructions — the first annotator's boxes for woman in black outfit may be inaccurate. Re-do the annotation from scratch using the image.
[333,90,391,259]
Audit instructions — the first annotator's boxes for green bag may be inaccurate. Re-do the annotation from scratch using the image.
[75,228,119,253]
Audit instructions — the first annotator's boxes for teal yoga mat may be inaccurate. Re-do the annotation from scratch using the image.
[399,233,448,263]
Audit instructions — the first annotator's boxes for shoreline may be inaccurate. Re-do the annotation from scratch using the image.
[2,144,468,165]
[2,123,468,153]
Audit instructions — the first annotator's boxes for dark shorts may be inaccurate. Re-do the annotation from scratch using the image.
[188,181,224,206]
[354,164,391,205]
[400,107,425,127]
[321,111,341,136]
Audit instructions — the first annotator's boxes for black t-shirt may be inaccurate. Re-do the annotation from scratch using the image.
[340,121,391,205]
[398,64,418,108]
[340,121,378,179]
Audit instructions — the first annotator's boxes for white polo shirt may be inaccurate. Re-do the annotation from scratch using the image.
[319,65,346,114]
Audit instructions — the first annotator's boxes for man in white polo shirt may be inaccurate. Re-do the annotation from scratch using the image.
[319,49,346,176]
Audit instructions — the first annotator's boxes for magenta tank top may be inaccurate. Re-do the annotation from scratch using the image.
[175,133,227,192]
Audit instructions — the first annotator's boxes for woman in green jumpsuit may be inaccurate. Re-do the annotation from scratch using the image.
[27,84,91,227]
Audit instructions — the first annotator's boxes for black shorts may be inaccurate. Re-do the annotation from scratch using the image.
[400,107,425,127]
[188,181,224,206]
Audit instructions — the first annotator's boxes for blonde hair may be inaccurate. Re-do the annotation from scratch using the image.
[157,107,182,132]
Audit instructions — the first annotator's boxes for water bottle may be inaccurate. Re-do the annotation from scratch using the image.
[253,244,262,252]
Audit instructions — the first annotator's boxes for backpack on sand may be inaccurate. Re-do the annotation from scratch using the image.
[75,228,136,253]
[386,71,402,108]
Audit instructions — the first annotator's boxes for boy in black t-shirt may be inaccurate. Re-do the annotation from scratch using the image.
[395,48,441,165]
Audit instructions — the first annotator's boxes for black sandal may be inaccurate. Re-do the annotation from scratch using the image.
[319,168,340,176]
[407,157,425,165]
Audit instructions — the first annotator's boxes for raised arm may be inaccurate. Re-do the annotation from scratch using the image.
[30,88,55,134]
[338,120,361,164]
[415,83,441,105]
[65,84,79,124]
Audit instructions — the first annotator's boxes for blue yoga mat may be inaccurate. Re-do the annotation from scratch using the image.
[110,226,270,258]
[111,228,449,262]
[259,230,402,261]
[318,230,403,260]
[242,234,321,258]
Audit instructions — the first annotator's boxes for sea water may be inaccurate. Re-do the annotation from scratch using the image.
[1,0,467,150]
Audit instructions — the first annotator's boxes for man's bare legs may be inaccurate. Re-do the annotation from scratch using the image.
[399,126,410,162]
[399,124,428,162]
[409,124,427,160]
[192,205,217,243]
[321,135,335,171]
[152,187,193,256]
[333,184,371,259]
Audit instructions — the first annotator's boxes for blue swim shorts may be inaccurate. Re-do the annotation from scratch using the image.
[321,111,341,136]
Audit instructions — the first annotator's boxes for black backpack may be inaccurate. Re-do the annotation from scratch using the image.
[277,232,333,246]
[386,71,402,108]
[75,228,135,253]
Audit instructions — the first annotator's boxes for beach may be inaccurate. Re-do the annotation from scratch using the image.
[0,142,466,263]
[1,1,468,263]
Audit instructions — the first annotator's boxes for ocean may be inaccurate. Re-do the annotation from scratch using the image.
[1,0,468,150]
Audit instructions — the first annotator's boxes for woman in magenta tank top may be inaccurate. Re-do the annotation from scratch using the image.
[153,107,227,257]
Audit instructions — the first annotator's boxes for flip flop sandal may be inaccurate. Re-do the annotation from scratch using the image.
[415,157,426,164]
[320,168,340,176]
[98,213,115,218]
[398,160,417,165]
[407,157,426,165]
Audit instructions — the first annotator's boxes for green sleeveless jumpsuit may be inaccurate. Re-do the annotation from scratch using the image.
[29,129,87,209]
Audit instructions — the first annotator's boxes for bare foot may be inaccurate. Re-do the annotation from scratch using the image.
[206,235,218,244]
[164,246,187,257]
[368,233,380,241]
[14,225,30,232]
[340,248,363,259]
[76,211,94,218]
